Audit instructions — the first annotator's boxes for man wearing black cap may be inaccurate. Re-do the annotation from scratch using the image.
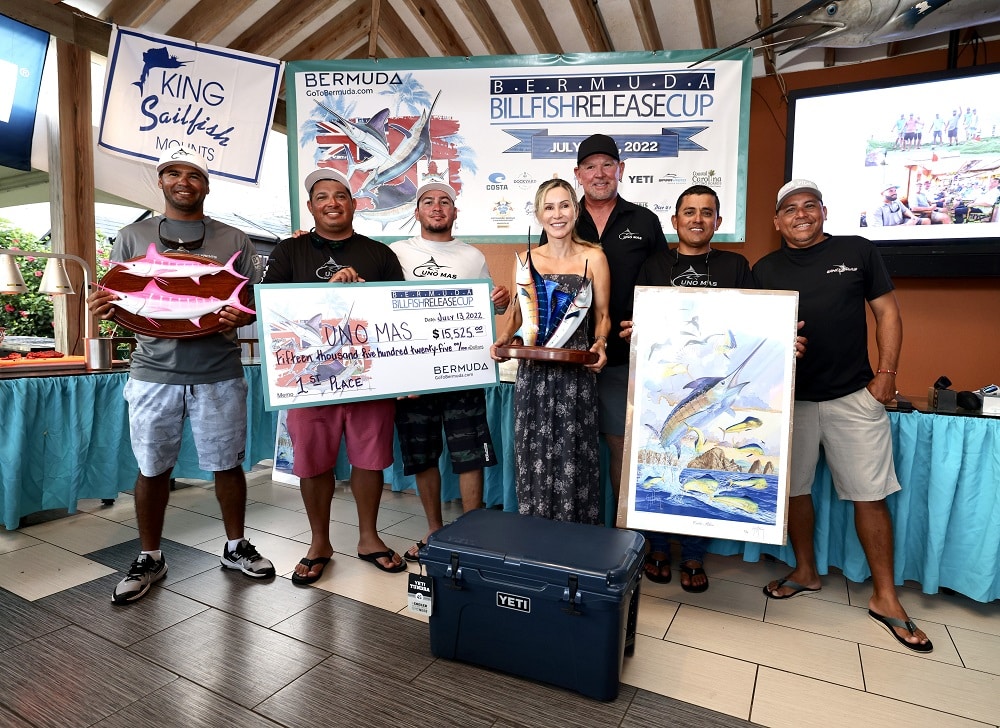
[753,179,932,653]
[262,168,407,583]
[572,133,667,509]
[87,147,274,604]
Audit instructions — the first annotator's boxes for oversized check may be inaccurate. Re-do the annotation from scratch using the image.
[255,280,499,410]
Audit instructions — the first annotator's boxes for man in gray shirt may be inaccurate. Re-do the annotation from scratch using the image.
[88,147,275,604]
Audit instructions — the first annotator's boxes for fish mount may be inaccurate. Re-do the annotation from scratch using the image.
[100,250,253,339]
[494,340,598,366]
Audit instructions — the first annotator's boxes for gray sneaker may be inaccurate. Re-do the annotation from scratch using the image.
[221,539,275,578]
[112,553,167,604]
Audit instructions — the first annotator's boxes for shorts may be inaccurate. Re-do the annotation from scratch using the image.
[597,364,629,436]
[286,399,395,478]
[395,389,497,475]
[124,377,248,477]
[789,387,900,501]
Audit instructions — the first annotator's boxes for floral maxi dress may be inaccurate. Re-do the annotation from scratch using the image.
[513,273,600,524]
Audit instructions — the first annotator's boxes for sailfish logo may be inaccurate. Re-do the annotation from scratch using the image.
[413,257,453,278]
[133,47,190,94]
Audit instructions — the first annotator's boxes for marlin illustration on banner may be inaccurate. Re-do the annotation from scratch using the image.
[695,0,1000,65]
[315,102,393,172]
[132,46,189,94]
[359,91,441,192]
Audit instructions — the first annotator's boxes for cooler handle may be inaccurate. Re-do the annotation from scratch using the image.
[445,552,464,590]
[562,574,582,615]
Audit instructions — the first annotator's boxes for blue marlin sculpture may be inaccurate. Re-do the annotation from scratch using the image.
[696,0,1000,65]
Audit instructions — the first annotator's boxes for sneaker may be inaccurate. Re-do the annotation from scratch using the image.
[221,539,275,578]
[112,553,167,604]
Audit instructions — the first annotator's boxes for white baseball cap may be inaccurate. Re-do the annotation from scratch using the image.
[775,179,823,210]
[416,181,456,204]
[156,147,210,177]
[304,168,353,196]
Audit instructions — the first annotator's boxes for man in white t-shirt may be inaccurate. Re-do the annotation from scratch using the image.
[389,183,510,561]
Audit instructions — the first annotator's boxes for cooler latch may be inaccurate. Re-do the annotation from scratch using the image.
[445,552,463,590]
[562,574,582,615]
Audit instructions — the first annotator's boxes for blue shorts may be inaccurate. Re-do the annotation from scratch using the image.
[124,377,248,477]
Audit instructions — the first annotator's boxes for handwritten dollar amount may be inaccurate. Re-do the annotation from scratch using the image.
[431,326,482,340]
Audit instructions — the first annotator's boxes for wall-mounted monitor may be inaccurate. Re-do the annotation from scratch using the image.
[786,63,1000,277]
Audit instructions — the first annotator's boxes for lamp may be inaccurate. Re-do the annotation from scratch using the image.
[0,248,107,370]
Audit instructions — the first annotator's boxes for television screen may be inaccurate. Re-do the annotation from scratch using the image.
[786,63,1000,277]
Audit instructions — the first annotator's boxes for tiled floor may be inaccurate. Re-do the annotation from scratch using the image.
[1,466,997,728]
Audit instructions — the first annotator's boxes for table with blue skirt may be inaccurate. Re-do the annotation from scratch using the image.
[3,370,998,602]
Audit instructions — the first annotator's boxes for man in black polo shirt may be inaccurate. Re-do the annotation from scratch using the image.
[573,134,667,508]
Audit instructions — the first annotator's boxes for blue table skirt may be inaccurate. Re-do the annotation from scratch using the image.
[1,366,277,529]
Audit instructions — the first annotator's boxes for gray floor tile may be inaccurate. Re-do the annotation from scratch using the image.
[412,656,635,727]
[128,608,329,709]
[85,538,222,585]
[621,688,758,727]
[0,587,69,651]
[0,625,176,728]
[36,573,209,647]
[272,592,435,679]
[256,653,495,728]
[91,678,286,728]
[164,565,328,627]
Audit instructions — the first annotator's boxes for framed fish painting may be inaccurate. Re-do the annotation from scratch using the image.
[618,287,799,545]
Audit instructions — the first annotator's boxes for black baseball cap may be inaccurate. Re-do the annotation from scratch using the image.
[577,134,620,164]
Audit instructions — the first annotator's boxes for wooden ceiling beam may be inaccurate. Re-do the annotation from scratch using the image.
[400,0,471,56]
[758,0,776,76]
[0,0,111,56]
[456,0,516,56]
[511,0,562,54]
[283,0,370,61]
[167,0,257,44]
[99,0,167,28]
[229,0,329,57]
[693,0,717,49]
[378,1,426,59]
[629,0,662,51]
[569,0,612,53]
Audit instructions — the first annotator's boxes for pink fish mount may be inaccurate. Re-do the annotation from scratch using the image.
[99,244,253,339]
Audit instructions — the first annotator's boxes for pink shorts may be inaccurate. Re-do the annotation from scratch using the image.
[285,399,395,478]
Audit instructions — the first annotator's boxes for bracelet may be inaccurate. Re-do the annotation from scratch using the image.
[595,335,608,345]
[877,368,897,375]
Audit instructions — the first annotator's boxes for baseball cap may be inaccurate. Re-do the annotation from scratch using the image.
[882,183,899,193]
[775,179,823,210]
[577,134,620,164]
[156,147,209,177]
[304,168,353,196]
[416,181,456,204]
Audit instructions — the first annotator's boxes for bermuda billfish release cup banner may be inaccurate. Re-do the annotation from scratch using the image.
[620,287,799,545]
[286,50,751,243]
[98,26,283,184]
[255,280,499,410]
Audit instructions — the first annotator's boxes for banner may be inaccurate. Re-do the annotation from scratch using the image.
[255,279,499,410]
[98,26,283,184]
[0,15,49,171]
[286,50,751,243]
[619,287,798,545]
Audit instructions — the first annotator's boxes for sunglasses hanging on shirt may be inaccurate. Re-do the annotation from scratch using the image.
[158,218,206,251]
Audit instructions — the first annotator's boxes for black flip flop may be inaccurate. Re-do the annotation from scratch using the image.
[680,563,709,593]
[358,549,407,573]
[403,540,427,563]
[643,552,672,584]
[291,556,331,586]
[868,609,933,653]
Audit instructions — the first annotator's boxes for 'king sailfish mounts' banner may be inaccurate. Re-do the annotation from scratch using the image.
[286,51,751,243]
[98,27,283,184]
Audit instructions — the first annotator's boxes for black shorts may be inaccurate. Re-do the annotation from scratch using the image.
[394,389,497,475]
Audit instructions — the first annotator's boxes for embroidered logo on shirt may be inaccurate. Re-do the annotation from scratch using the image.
[619,228,642,241]
[316,256,350,280]
[413,257,456,279]
[826,263,858,275]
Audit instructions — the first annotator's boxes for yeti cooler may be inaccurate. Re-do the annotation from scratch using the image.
[419,509,643,701]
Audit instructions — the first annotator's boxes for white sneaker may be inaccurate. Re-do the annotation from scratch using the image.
[221,539,275,578]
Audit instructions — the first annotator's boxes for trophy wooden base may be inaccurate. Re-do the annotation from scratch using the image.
[495,344,598,365]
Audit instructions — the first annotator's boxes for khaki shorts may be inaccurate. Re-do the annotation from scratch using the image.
[790,387,900,501]
[124,377,248,477]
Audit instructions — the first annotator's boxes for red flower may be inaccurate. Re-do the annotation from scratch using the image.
[4,304,13,312]
[33,270,43,277]
[19,311,28,317]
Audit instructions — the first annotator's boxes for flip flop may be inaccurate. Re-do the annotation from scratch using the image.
[643,552,672,584]
[680,564,709,593]
[358,549,407,573]
[868,609,934,653]
[403,540,427,563]
[763,577,821,599]
[291,556,331,586]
